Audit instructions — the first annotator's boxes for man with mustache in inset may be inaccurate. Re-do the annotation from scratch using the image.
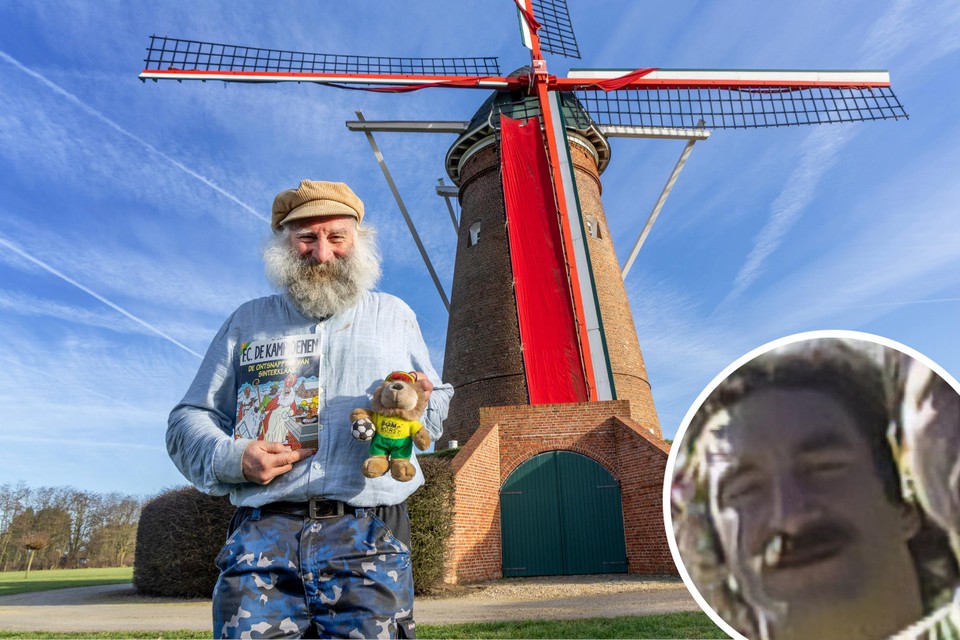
[674,339,928,640]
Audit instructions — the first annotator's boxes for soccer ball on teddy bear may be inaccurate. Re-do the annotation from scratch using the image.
[350,371,431,482]
[351,418,376,441]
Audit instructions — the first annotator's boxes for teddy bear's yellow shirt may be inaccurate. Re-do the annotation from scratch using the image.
[372,413,423,440]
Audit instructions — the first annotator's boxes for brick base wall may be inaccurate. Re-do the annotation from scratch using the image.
[444,400,675,583]
[613,416,676,573]
[446,420,503,584]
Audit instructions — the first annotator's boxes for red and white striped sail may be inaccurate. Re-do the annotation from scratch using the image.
[565,67,893,88]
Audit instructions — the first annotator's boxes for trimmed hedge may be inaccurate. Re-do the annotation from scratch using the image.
[134,455,457,598]
[409,454,456,594]
[133,487,234,598]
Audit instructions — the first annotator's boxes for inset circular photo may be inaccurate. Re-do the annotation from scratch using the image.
[665,330,960,640]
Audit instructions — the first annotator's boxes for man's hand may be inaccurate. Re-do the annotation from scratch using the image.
[413,371,433,403]
[242,441,315,485]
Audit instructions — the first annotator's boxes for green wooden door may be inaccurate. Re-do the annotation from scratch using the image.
[500,451,628,577]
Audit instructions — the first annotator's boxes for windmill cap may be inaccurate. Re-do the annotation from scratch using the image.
[271,180,364,232]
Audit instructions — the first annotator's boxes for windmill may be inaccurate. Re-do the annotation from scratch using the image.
[140,0,906,582]
[140,0,906,440]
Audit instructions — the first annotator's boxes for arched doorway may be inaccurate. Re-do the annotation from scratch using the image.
[500,451,627,577]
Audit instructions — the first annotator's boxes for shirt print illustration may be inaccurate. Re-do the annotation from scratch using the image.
[236,334,321,450]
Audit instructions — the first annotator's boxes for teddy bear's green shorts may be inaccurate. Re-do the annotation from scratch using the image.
[370,432,414,459]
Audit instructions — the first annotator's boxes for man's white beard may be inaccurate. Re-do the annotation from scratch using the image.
[263,227,382,319]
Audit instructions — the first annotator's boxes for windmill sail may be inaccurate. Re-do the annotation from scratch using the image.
[140,36,501,84]
[514,0,580,58]
[531,0,581,59]
[567,69,907,129]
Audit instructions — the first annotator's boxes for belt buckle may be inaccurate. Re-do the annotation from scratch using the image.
[309,498,344,519]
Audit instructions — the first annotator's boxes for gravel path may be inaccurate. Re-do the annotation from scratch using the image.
[0,575,699,632]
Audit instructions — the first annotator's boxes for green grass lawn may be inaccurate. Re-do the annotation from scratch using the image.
[419,613,726,639]
[0,613,726,639]
[0,570,726,638]
[0,567,133,596]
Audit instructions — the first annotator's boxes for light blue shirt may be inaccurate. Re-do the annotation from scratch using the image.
[167,291,452,508]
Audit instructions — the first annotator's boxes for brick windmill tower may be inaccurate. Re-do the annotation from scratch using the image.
[441,83,661,446]
[139,0,906,582]
[437,80,675,581]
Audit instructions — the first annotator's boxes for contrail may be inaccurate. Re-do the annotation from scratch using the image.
[713,126,853,315]
[5,435,166,452]
[0,49,269,223]
[712,0,946,315]
[829,296,960,311]
[0,235,203,359]
[0,352,144,413]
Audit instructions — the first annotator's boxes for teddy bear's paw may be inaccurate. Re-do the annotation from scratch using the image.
[362,456,390,478]
[413,429,431,451]
[390,459,417,482]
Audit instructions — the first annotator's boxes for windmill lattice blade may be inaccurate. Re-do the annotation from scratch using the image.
[531,0,581,59]
[575,86,907,129]
[143,36,501,77]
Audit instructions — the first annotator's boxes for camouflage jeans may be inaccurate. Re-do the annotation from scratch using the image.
[213,504,414,639]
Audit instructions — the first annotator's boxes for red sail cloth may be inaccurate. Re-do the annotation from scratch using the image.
[323,77,494,93]
[499,114,588,404]
[511,0,542,31]
[590,68,657,91]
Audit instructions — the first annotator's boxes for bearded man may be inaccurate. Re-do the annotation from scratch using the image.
[167,180,452,639]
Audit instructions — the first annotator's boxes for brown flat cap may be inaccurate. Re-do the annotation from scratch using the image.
[271,180,364,232]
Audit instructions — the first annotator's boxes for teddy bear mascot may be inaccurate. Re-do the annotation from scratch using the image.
[350,371,431,482]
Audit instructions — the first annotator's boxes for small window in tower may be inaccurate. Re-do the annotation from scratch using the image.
[468,221,481,247]
[585,216,601,239]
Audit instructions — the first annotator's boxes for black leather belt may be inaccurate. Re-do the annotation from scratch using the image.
[260,498,351,519]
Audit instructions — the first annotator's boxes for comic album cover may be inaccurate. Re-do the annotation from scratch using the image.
[236,334,321,450]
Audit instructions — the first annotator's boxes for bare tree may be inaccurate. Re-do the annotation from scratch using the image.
[63,490,96,566]
[33,507,70,569]
[0,483,30,571]
[0,485,144,569]
[88,494,142,566]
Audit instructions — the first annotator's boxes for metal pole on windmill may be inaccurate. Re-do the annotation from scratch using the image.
[621,120,705,280]
[354,110,451,312]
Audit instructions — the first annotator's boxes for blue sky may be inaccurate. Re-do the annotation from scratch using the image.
[1,0,958,497]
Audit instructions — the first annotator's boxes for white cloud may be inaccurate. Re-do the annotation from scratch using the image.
[0,234,203,358]
[2,435,166,452]
[0,320,199,494]
[0,288,140,333]
[736,145,960,331]
[860,0,960,68]
[714,126,855,311]
[0,49,267,223]
[0,287,219,347]
[627,272,749,436]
